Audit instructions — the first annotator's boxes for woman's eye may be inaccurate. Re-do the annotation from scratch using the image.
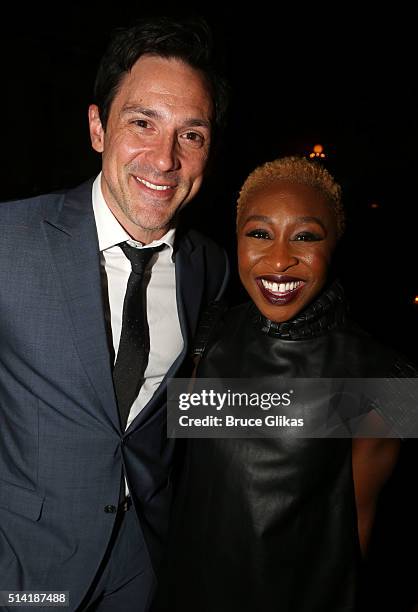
[293,232,322,242]
[245,229,271,240]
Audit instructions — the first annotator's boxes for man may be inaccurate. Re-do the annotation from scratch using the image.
[0,16,229,612]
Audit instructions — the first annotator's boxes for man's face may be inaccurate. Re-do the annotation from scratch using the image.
[89,54,213,243]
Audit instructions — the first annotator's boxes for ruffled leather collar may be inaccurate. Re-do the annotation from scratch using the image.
[252,280,347,340]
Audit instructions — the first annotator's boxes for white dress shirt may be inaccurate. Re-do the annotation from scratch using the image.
[92,174,184,432]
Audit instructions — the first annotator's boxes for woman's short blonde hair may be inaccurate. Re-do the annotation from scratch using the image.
[237,156,345,238]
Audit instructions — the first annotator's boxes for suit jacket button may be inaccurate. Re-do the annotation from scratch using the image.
[104,505,117,513]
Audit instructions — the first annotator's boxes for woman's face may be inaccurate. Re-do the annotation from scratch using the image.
[237,180,338,323]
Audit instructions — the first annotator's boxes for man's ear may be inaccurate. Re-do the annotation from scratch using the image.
[88,104,105,153]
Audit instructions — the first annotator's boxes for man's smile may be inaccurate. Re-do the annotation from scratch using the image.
[134,176,176,191]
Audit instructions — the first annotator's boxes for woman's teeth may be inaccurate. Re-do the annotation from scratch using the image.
[261,279,303,293]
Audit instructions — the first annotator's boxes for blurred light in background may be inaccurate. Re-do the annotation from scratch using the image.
[309,143,326,159]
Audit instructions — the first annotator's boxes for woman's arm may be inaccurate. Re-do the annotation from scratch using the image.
[352,437,401,555]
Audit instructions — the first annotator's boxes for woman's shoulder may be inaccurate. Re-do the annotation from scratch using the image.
[337,318,418,377]
[192,300,253,359]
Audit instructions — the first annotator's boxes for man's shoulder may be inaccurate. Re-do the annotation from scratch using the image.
[179,228,229,277]
[176,227,225,253]
[0,191,62,216]
[175,227,230,302]
[0,179,94,220]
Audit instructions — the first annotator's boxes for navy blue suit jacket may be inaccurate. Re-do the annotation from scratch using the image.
[0,180,229,609]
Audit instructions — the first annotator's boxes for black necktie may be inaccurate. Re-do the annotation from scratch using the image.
[113,242,163,430]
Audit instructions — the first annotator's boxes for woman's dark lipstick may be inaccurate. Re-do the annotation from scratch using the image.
[256,275,306,305]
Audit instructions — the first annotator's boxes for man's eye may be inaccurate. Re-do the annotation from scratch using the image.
[181,131,204,146]
[246,229,271,240]
[132,119,149,128]
[293,232,322,241]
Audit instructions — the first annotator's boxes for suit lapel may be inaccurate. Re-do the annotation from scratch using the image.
[174,232,205,356]
[42,180,120,432]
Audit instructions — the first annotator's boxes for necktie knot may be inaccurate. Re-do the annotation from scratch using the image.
[119,242,164,276]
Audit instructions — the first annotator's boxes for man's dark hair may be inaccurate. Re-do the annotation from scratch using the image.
[94,15,229,137]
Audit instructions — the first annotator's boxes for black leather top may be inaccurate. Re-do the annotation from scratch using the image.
[157,282,416,612]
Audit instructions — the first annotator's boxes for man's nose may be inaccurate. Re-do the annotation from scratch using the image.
[148,133,180,173]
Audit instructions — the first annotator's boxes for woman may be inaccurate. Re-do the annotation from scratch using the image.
[162,157,415,612]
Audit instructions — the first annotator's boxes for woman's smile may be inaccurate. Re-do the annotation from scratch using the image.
[256,275,306,305]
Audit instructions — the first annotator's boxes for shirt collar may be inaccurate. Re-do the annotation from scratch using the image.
[92,173,176,252]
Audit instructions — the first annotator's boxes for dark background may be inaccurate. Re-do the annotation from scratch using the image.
[1,6,417,609]
[0,5,416,360]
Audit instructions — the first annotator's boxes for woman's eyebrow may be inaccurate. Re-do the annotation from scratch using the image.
[243,214,272,224]
[243,214,326,230]
[296,216,326,230]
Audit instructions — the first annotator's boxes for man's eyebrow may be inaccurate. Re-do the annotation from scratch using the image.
[121,105,211,129]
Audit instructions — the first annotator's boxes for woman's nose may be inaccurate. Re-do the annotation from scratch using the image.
[265,241,298,271]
